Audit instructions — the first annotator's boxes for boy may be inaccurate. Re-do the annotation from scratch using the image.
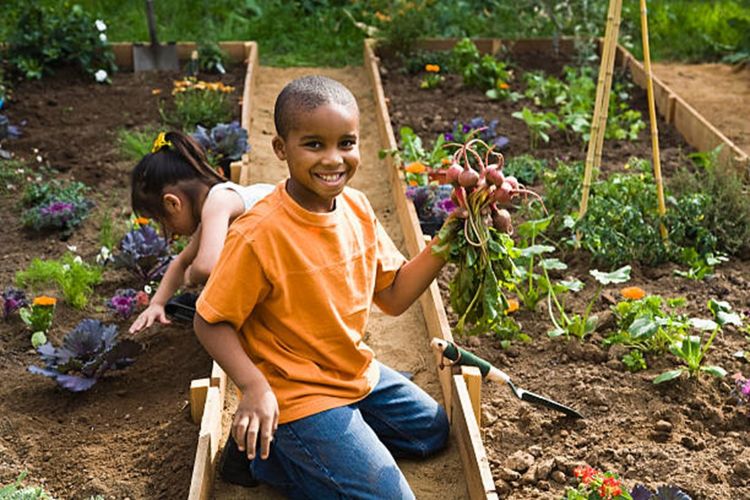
[194,75,450,498]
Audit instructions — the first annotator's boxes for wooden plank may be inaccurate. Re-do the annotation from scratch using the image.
[188,431,213,500]
[200,386,223,461]
[237,42,259,185]
[210,361,228,410]
[111,41,247,69]
[110,43,133,69]
[462,366,482,427]
[452,375,498,500]
[190,378,210,425]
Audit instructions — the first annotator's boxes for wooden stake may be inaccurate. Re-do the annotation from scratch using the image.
[579,0,622,221]
[462,366,482,428]
[189,378,210,424]
[640,0,669,241]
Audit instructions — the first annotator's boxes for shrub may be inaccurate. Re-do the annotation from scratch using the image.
[16,253,102,309]
[3,3,116,80]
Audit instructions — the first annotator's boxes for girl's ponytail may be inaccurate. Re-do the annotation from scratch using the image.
[131,130,225,219]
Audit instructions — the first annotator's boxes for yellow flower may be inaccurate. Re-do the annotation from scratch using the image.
[374,11,391,22]
[505,299,520,314]
[425,64,440,73]
[33,296,57,307]
[621,286,646,300]
[497,81,510,90]
[404,161,427,174]
[134,217,150,226]
[151,88,162,95]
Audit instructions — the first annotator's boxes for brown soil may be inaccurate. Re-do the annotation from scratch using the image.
[379,49,750,499]
[653,63,750,156]
[0,66,245,499]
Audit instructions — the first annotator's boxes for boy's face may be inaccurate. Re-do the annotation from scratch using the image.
[272,102,360,213]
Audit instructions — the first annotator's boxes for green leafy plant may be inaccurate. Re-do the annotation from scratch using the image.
[381,127,449,186]
[653,318,726,383]
[117,126,160,162]
[548,265,632,342]
[19,296,56,347]
[512,107,559,149]
[510,216,561,311]
[503,154,545,186]
[450,38,517,100]
[16,253,102,309]
[164,78,235,130]
[0,472,53,499]
[21,180,94,236]
[4,4,116,81]
[621,350,647,372]
[196,40,228,74]
[566,465,631,500]
[673,248,728,280]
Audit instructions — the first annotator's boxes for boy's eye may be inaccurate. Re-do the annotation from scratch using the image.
[303,141,322,149]
[340,139,356,148]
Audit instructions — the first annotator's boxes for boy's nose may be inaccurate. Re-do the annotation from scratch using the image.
[321,148,342,166]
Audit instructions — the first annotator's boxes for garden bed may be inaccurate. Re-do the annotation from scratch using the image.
[371,38,750,499]
[0,50,247,498]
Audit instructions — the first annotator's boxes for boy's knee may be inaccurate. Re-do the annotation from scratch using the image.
[417,405,450,458]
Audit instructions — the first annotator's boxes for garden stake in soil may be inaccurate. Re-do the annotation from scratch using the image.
[431,338,583,419]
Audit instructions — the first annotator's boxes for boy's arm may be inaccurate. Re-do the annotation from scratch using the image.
[374,237,446,316]
[194,313,278,460]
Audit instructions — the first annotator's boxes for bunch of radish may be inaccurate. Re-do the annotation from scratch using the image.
[432,135,544,337]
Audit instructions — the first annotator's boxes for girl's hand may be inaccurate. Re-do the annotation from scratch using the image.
[233,383,279,460]
[129,303,171,334]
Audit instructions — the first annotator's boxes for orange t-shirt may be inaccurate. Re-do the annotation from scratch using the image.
[196,182,406,424]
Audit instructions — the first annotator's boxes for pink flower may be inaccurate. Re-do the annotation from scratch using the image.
[135,291,150,307]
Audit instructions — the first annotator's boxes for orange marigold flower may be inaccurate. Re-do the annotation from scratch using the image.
[408,179,419,187]
[374,11,391,22]
[33,296,57,307]
[497,81,510,90]
[425,64,440,73]
[505,299,520,314]
[441,158,452,165]
[621,286,646,300]
[404,161,427,174]
[151,88,162,95]
[134,217,150,226]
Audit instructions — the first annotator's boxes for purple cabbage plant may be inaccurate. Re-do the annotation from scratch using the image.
[406,184,456,236]
[443,117,509,151]
[28,319,141,392]
[192,121,251,177]
[115,225,172,284]
[107,288,138,319]
[631,484,691,500]
[2,287,29,319]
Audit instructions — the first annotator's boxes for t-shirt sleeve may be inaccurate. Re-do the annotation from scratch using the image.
[196,229,270,331]
[373,216,407,293]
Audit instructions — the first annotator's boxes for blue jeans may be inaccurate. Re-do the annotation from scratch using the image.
[251,362,450,499]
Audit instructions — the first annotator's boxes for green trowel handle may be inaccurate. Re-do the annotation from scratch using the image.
[441,341,492,378]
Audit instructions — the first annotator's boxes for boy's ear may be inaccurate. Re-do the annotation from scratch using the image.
[162,193,182,214]
[272,136,287,161]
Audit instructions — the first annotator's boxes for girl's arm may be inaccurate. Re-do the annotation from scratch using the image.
[128,236,199,334]
[187,189,243,284]
[194,314,279,460]
[374,237,447,316]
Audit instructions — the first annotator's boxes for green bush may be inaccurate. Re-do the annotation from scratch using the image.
[3,3,116,80]
[16,253,102,309]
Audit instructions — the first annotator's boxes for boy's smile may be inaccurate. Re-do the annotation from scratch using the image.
[273,102,360,213]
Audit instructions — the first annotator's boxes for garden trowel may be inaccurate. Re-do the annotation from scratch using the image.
[430,338,583,419]
[133,0,179,72]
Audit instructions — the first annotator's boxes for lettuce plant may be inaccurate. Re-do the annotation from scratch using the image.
[2,287,28,319]
[116,225,172,284]
[28,319,141,392]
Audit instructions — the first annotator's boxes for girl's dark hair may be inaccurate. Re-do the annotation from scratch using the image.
[130,131,225,219]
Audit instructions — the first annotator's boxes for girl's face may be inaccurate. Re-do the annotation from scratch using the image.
[272,102,360,213]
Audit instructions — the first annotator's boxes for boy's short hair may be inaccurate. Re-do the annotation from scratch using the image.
[274,75,357,138]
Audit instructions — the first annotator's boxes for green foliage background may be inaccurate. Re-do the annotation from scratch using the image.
[1,0,749,67]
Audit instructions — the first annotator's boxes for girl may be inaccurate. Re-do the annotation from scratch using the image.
[128,131,274,334]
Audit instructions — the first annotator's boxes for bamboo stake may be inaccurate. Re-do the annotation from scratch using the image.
[578,0,622,221]
[640,0,669,241]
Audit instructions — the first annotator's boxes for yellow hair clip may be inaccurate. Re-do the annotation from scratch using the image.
[151,132,172,153]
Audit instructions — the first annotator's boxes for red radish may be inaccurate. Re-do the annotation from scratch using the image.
[504,175,519,190]
[458,168,480,188]
[445,163,463,184]
[485,165,504,186]
[492,208,513,234]
[495,153,505,170]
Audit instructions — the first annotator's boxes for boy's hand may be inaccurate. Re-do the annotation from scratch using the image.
[233,383,279,460]
[129,303,171,334]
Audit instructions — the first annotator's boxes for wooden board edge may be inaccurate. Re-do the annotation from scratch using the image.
[210,361,228,410]
[452,375,499,500]
[111,41,251,69]
[188,431,213,500]
[200,386,223,462]
[190,378,210,425]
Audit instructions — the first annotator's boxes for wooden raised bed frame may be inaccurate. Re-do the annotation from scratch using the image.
[112,36,747,500]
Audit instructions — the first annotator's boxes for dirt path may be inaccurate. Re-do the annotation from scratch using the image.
[653,63,750,155]
[213,66,466,499]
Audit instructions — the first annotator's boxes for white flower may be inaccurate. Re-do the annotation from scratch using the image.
[144,285,153,295]
[36,155,43,163]
[99,33,107,43]
[66,245,77,253]
[62,264,71,272]
[73,256,83,265]
[95,70,108,83]
[96,246,112,266]
[95,20,107,32]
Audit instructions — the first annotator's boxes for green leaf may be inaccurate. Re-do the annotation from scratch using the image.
[717,311,742,327]
[31,331,47,349]
[701,365,727,378]
[629,316,659,339]
[689,318,718,331]
[540,258,567,271]
[590,265,631,285]
[547,327,566,338]
[558,278,584,292]
[653,369,684,384]
[517,216,553,239]
[520,244,555,258]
